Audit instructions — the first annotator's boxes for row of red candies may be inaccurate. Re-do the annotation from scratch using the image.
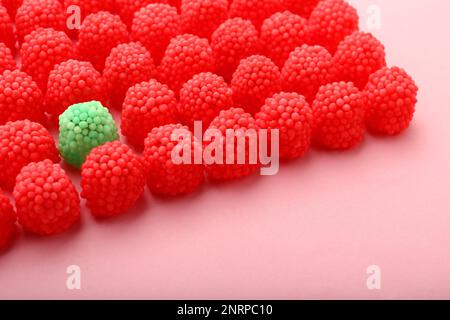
[0,0,418,253]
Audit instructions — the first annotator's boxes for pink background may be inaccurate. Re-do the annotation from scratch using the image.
[1,0,450,299]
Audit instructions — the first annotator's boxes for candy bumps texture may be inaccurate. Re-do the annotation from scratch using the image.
[281,44,336,103]
[14,160,80,236]
[15,0,65,42]
[180,0,228,39]
[121,79,178,148]
[365,66,418,135]
[158,34,215,94]
[20,27,75,92]
[143,124,204,196]
[131,3,180,64]
[312,81,366,150]
[59,101,119,168]
[260,11,310,67]
[308,0,359,53]
[229,0,284,30]
[103,42,156,108]
[211,17,260,81]
[0,70,45,125]
[45,59,107,119]
[178,72,233,129]
[231,55,282,114]
[256,92,313,160]
[0,120,60,191]
[77,11,129,71]
[81,141,146,218]
[0,42,16,74]
[0,4,15,51]
[205,107,260,181]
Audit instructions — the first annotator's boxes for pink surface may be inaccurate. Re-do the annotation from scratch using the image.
[1,0,450,299]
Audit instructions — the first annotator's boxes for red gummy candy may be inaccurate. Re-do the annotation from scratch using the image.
[260,11,309,67]
[0,120,60,190]
[131,3,180,64]
[179,72,233,129]
[205,107,260,181]
[1,0,23,20]
[158,34,215,94]
[230,55,282,114]
[333,31,387,89]
[103,42,156,108]
[0,4,15,51]
[14,159,80,236]
[77,11,129,71]
[21,27,75,92]
[81,141,146,218]
[308,0,359,53]
[282,0,321,18]
[211,17,260,81]
[255,92,313,160]
[281,44,336,102]
[365,66,418,135]
[45,59,107,118]
[312,81,366,150]
[115,0,168,27]
[0,42,16,74]
[15,0,65,43]
[143,124,204,196]
[180,0,228,39]
[0,70,44,125]
[121,79,178,148]
[229,0,284,30]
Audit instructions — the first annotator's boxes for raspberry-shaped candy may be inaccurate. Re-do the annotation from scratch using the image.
[143,124,204,196]
[131,3,180,64]
[0,42,16,74]
[115,0,168,27]
[77,11,129,71]
[103,42,156,108]
[229,0,283,30]
[15,0,65,42]
[0,70,45,125]
[1,0,23,20]
[59,101,119,168]
[230,55,282,114]
[179,72,233,129]
[0,189,16,251]
[205,107,260,181]
[255,92,313,160]
[180,0,228,39]
[333,31,386,89]
[365,67,418,135]
[121,79,178,148]
[158,34,215,93]
[260,11,309,67]
[81,141,146,218]
[21,28,75,92]
[308,0,359,53]
[281,45,336,102]
[0,120,60,190]
[312,81,365,150]
[283,0,320,18]
[211,18,260,81]
[0,4,15,51]
[14,160,80,236]
[45,59,106,119]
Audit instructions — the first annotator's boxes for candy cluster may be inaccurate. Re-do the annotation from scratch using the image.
[0,0,418,253]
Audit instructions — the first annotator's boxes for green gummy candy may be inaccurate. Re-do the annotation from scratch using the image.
[59,101,119,168]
